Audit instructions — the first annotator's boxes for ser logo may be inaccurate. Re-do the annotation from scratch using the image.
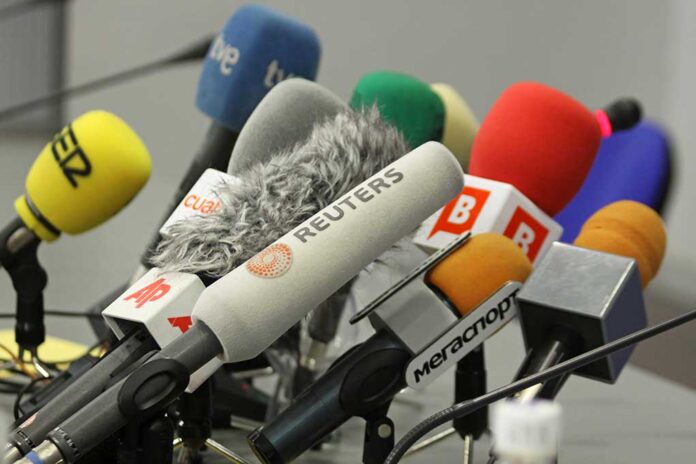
[51,124,91,188]
[124,278,171,308]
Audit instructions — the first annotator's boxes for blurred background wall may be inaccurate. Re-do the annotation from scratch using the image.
[0,0,693,386]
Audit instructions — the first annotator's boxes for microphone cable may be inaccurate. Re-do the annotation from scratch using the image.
[0,34,213,122]
[385,307,696,464]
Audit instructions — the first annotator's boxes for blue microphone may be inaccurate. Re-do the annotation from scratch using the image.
[140,4,321,266]
[555,121,672,242]
[196,4,321,130]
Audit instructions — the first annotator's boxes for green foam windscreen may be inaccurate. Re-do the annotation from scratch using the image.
[350,71,444,149]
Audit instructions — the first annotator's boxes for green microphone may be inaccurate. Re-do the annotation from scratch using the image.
[350,71,478,170]
[350,71,445,150]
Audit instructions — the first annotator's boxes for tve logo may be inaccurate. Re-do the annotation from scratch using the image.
[124,278,171,308]
[263,59,295,89]
[168,316,193,334]
[428,187,490,238]
[503,207,549,262]
[209,33,240,76]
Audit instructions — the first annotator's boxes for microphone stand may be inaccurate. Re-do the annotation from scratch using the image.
[403,346,488,462]
[170,379,250,464]
[1,220,52,379]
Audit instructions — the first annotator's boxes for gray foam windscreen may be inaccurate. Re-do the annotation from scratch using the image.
[227,78,348,174]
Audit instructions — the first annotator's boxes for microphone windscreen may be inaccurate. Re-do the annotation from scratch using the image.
[196,4,321,131]
[193,142,464,362]
[573,200,666,288]
[426,233,532,317]
[14,110,151,241]
[469,81,601,216]
[430,83,479,170]
[228,79,346,173]
[350,71,444,150]
[150,107,409,276]
[555,122,672,242]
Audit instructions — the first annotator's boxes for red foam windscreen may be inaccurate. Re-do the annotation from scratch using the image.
[469,82,601,216]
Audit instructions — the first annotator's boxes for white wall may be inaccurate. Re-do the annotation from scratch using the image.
[1,1,692,383]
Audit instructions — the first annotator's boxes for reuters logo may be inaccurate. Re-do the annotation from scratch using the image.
[246,243,293,278]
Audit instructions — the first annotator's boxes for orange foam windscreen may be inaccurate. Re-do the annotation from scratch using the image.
[469,81,601,216]
[425,233,533,317]
[573,200,666,288]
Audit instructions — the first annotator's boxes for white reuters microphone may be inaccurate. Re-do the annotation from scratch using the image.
[26,142,463,464]
[194,141,464,362]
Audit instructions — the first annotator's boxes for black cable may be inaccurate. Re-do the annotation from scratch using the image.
[385,308,696,464]
[0,33,213,122]
[0,310,103,319]
[13,376,49,419]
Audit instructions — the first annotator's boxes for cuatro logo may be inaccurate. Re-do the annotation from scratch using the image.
[246,243,293,278]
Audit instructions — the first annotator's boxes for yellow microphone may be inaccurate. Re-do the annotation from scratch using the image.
[426,233,533,316]
[13,110,151,242]
[430,83,479,171]
[0,110,150,358]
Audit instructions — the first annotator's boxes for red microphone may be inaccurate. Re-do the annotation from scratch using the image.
[469,81,601,216]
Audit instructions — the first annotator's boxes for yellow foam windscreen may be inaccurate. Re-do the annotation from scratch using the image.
[573,200,666,288]
[430,83,479,171]
[14,110,151,241]
[425,233,532,317]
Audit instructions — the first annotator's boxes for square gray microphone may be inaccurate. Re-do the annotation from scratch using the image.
[517,242,647,383]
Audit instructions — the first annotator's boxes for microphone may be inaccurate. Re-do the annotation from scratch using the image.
[350,71,443,150]
[0,110,150,356]
[430,83,479,170]
[415,81,619,261]
[150,105,409,276]
[350,71,479,170]
[4,79,348,461]
[0,79,348,460]
[138,4,321,268]
[247,233,532,464]
[22,142,464,464]
[414,173,563,263]
[595,98,643,137]
[468,81,602,217]
[513,200,665,401]
[0,35,213,123]
[555,121,672,242]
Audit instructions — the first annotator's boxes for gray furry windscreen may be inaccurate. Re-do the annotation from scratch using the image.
[150,106,409,277]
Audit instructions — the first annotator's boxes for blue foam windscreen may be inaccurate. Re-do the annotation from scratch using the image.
[196,4,321,131]
[555,121,672,242]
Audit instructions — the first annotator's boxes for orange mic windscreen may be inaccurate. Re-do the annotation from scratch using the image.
[573,200,666,288]
[469,81,601,216]
[425,233,533,317]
